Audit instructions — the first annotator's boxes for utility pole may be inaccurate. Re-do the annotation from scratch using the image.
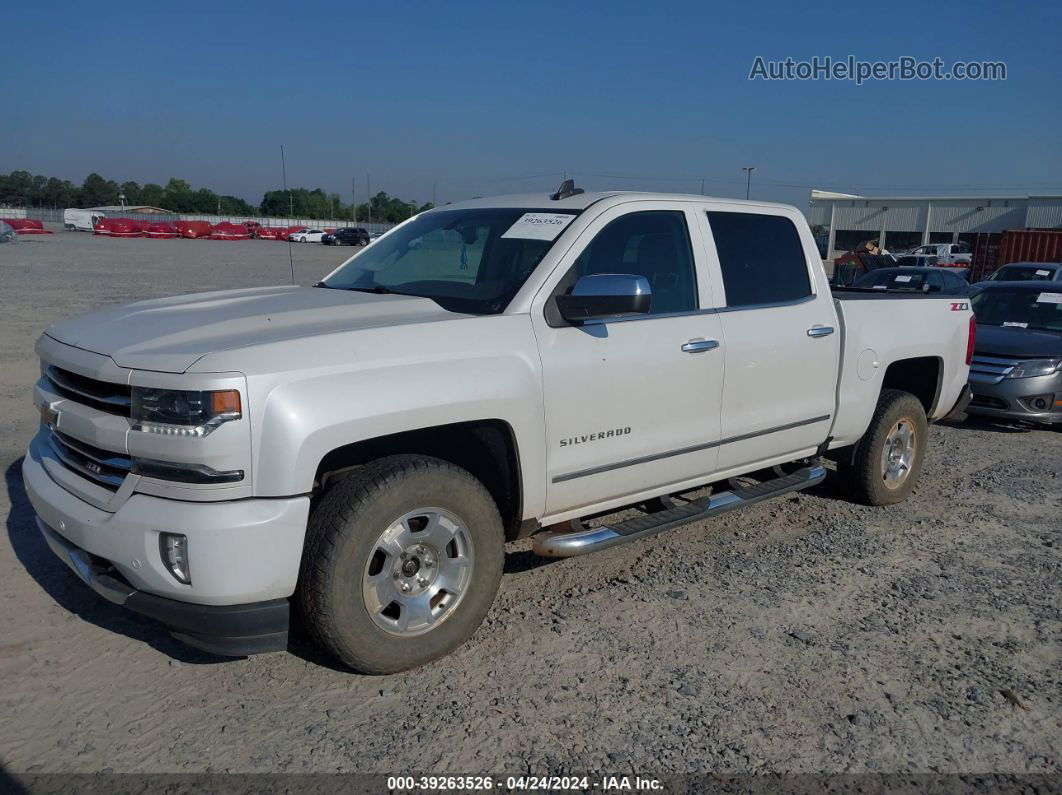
[366,173,371,224]
[700,178,705,196]
[742,166,756,200]
[351,177,357,223]
[281,145,293,218]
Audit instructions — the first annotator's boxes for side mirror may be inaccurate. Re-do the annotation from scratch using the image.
[555,273,652,323]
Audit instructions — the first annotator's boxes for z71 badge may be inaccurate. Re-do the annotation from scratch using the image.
[950,301,969,311]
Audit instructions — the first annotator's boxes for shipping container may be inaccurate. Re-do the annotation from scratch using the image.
[999,229,1062,267]
[968,229,1062,281]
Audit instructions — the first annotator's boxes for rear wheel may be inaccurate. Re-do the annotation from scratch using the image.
[299,455,504,674]
[841,389,928,505]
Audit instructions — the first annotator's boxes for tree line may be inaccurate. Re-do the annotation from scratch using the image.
[0,170,432,223]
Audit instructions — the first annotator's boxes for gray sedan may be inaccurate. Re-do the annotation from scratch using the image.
[967,282,1062,425]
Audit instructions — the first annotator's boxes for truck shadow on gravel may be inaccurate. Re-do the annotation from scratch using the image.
[4,459,231,664]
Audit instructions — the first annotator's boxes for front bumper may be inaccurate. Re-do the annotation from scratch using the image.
[23,436,311,654]
[966,372,1062,424]
[39,520,289,655]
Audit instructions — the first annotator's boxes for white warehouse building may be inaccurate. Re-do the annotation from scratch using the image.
[805,190,1062,261]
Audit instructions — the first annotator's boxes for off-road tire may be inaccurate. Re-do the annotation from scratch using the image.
[842,389,928,506]
[299,455,504,674]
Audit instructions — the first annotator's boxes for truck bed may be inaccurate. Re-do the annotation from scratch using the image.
[831,286,961,300]
[828,293,971,449]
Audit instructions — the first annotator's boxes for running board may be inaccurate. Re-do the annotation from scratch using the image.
[533,465,827,558]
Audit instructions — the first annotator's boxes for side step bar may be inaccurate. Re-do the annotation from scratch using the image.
[533,465,827,558]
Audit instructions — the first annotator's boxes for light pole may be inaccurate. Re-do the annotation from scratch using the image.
[742,166,756,200]
[119,193,126,211]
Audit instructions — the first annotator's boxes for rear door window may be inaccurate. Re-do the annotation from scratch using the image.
[707,212,811,307]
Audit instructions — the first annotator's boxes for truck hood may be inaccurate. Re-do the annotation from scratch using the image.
[974,324,1062,359]
[45,285,460,373]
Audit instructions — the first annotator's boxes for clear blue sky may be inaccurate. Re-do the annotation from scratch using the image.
[2,0,1060,208]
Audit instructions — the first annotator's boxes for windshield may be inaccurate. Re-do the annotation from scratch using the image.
[989,264,1057,281]
[853,269,928,290]
[972,287,1062,332]
[321,208,579,314]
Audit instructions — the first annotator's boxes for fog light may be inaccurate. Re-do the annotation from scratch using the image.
[160,533,191,584]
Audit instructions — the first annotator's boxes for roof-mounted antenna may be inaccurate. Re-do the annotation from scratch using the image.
[550,178,584,201]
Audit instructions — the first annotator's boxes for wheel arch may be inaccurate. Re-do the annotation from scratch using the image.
[313,419,527,540]
[881,355,943,416]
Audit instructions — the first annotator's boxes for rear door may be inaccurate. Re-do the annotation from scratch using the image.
[532,201,726,517]
[698,207,839,472]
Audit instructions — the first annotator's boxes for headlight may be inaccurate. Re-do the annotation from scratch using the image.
[1007,359,1061,379]
[131,387,241,436]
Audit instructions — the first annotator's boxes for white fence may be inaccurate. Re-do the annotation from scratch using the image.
[0,206,396,235]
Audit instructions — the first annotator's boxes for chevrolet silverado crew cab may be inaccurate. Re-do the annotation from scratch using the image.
[24,184,974,673]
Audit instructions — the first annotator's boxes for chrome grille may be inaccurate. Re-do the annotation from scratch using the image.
[44,365,131,416]
[969,355,1018,385]
[48,429,131,490]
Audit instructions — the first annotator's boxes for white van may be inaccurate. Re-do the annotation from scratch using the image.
[63,208,105,232]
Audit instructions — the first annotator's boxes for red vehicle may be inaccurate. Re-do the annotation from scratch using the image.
[93,218,113,236]
[175,220,212,239]
[211,222,252,241]
[108,219,142,238]
[6,219,52,235]
[144,222,179,239]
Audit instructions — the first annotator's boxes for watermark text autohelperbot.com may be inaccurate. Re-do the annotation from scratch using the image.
[749,55,1006,85]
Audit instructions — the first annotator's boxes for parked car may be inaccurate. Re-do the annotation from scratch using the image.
[851,266,970,295]
[907,242,973,266]
[966,281,1062,425]
[24,187,973,673]
[63,208,106,232]
[0,221,17,243]
[322,227,371,246]
[894,254,939,268]
[980,262,1062,284]
[289,228,326,243]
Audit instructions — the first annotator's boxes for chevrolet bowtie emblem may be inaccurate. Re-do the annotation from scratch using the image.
[39,402,59,428]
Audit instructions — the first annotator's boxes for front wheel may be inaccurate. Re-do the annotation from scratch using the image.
[841,389,928,506]
[299,455,504,674]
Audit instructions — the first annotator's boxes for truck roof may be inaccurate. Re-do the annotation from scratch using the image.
[435,191,799,213]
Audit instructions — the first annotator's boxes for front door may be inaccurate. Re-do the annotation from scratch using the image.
[532,203,726,518]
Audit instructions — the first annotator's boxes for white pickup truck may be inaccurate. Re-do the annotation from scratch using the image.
[906,242,973,266]
[24,185,974,673]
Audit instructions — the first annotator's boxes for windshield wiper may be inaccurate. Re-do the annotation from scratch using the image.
[342,285,406,295]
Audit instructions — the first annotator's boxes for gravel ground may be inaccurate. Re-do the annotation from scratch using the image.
[0,228,1059,778]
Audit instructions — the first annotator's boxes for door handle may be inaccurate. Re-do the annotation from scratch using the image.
[681,339,720,353]
[807,325,835,338]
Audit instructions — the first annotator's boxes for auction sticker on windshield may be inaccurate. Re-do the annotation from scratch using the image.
[1036,292,1062,304]
[502,213,576,241]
